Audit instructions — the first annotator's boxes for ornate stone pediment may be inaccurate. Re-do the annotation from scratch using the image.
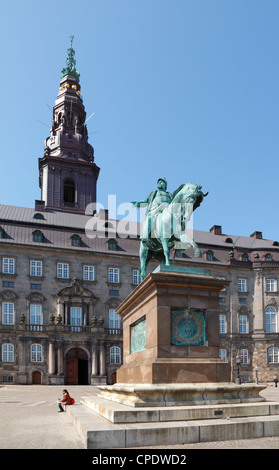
[237,305,250,314]
[26,293,46,303]
[265,297,278,309]
[0,290,18,301]
[57,277,97,301]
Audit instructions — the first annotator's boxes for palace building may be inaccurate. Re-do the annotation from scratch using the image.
[1,41,279,385]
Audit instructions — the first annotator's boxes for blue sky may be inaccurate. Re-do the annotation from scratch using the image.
[1,0,279,241]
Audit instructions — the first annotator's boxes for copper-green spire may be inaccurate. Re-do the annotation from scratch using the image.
[61,35,80,82]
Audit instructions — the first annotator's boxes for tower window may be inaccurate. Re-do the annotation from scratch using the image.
[64,178,76,206]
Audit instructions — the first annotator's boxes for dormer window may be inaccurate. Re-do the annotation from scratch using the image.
[242,253,249,262]
[34,213,45,220]
[71,234,82,247]
[33,230,44,243]
[0,227,4,239]
[108,239,118,251]
[265,253,272,262]
[206,250,214,261]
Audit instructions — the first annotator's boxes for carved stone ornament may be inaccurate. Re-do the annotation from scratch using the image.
[0,290,18,301]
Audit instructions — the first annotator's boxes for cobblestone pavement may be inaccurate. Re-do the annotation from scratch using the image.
[1,383,279,449]
[0,384,96,449]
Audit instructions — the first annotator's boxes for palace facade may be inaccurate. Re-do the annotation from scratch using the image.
[1,42,279,385]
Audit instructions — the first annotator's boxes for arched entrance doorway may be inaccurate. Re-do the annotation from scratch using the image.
[32,371,41,384]
[65,348,88,385]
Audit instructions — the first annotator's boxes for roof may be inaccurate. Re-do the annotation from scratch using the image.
[0,204,278,264]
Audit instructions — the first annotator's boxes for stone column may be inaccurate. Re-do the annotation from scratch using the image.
[99,342,106,376]
[91,343,98,376]
[18,337,27,384]
[57,343,63,375]
[48,342,55,375]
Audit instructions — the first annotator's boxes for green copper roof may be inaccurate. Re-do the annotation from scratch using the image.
[61,35,80,82]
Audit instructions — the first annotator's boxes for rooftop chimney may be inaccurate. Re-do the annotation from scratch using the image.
[210,225,222,235]
[250,231,262,240]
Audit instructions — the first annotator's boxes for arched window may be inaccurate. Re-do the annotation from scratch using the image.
[33,213,45,220]
[33,230,44,243]
[240,348,249,364]
[64,178,75,206]
[265,306,277,333]
[108,239,117,250]
[219,349,227,362]
[265,253,272,262]
[242,253,249,262]
[268,347,279,363]
[71,234,82,247]
[110,346,121,364]
[2,343,14,362]
[31,344,43,362]
[206,250,214,261]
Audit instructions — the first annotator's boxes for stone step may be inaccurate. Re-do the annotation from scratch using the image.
[67,403,279,449]
[80,394,279,424]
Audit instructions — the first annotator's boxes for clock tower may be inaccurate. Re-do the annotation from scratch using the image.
[38,37,100,214]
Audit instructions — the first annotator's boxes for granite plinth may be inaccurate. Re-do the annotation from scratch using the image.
[116,268,231,384]
[97,382,266,407]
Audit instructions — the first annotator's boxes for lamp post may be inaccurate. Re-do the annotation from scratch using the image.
[236,354,241,384]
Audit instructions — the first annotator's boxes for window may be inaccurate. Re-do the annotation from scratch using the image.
[219,349,227,362]
[30,260,42,277]
[239,315,248,334]
[238,279,247,292]
[108,239,117,250]
[108,268,119,283]
[239,298,247,304]
[31,344,43,362]
[2,282,14,288]
[30,304,42,331]
[57,263,69,279]
[33,230,44,243]
[2,303,14,324]
[83,265,94,281]
[133,270,140,285]
[0,227,4,239]
[109,290,119,296]
[265,253,272,262]
[109,309,121,332]
[240,349,249,364]
[64,178,75,206]
[265,306,277,333]
[2,376,14,383]
[34,213,45,220]
[31,284,41,290]
[219,314,227,334]
[268,347,279,363]
[266,279,276,292]
[242,253,249,262]
[110,346,121,364]
[71,234,81,247]
[2,258,15,274]
[70,307,82,332]
[206,250,214,261]
[2,344,14,362]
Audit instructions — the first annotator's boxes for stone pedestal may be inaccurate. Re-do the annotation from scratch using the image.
[116,266,231,384]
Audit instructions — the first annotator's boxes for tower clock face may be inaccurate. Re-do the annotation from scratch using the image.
[171,309,206,346]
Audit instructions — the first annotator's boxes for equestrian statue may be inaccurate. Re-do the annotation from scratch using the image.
[132,177,208,280]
